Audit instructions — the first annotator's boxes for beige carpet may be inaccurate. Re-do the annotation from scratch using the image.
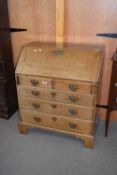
[0,111,117,175]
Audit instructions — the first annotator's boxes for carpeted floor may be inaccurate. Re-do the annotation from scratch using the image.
[0,111,117,175]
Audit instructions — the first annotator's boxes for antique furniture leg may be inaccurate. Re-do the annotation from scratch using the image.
[83,137,94,148]
[18,123,28,134]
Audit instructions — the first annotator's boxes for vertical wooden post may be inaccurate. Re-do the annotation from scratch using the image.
[56,0,64,49]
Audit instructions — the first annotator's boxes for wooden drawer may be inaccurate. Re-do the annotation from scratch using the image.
[17,75,52,89]
[19,98,95,121]
[18,86,95,107]
[20,110,93,135]
[54,79,93,94]
[17,75,94,94]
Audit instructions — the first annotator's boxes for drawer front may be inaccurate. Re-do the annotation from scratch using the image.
[19,98,95,121]
[54,79,93,94]
[18,86,95,107]
[17,76,94,95]
[18,76,52,88]
[20,110,93,135]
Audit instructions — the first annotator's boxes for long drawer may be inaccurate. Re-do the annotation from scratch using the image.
[17,75,94,94]
[20,110,93,135]
[18,86,95,107]
[19,98,95,121]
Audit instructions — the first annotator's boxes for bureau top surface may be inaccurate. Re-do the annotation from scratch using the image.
[16,42,103,83]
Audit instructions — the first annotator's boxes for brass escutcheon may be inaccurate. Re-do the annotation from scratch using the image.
[31,80,39,86]
[51,92,56,97]
[69,109,78,115]
[32,103,40,109]
[33,116,41,122]
[32,90,40,96]
[51,117,57,121]
[69,122,77,129]
[69,84,78,91]
[69,96,79,103]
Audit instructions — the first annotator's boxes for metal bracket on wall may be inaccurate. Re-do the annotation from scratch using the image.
[96,33,117,38]
[9,28,27,33]
[96,104,109,109]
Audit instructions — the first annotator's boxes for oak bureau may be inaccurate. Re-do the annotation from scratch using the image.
[15,42,103,148]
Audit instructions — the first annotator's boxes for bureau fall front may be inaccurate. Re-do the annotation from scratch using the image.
[15,42,103,148]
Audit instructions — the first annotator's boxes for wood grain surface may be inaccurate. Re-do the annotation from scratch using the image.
[18,75,93,94]
[17,86,95,107]
[56,0,64,47]
[20,110,93,135]
[8,0,117,120]
[19,97,95,121]
[15,43,103,82]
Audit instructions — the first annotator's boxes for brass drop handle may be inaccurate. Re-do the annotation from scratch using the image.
[32,90,40,96]
[51,104,57,108]
[32,103,40,109]
[69,109,78,115]
[51,117,57,121]
[31,80,39,86]
[33,116,41,122]
[69,84,78,91]
[69,122,77,129]
[51,92,56,97]
[69,96,79,103]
